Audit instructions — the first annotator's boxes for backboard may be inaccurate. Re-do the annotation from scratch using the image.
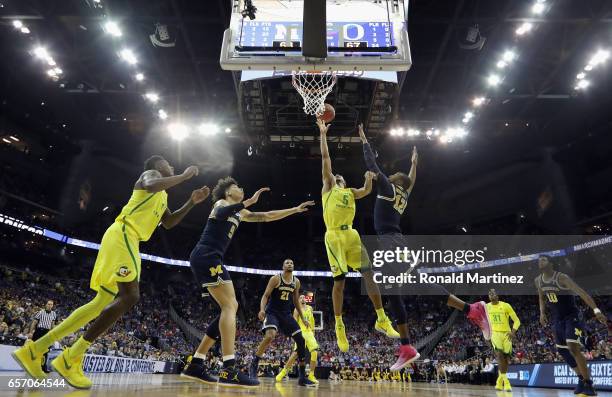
[220,0,412,72]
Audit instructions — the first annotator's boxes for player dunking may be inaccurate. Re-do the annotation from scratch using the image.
[248,259,317,387]
[317,119,399,353]
[182,177,314,388]
[485,289,520,391]
[536,255,607,396]
[12,156,209,389]
[275,294,319,384]
[358,124,492,370]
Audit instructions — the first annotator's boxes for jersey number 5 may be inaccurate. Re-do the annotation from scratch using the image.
[280,291,290,301]
[546,292,558,303]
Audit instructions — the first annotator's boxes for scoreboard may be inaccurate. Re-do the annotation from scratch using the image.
[237,21,394,51]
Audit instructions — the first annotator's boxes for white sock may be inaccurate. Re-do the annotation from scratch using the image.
[194,352,207,360]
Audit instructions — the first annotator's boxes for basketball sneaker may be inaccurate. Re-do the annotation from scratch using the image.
[375,316,401,338]
[495,376,504,391]
[298,377,318,387]
[11,340,47,380]
[574,378,585,394]
[503,377,512,392]
[51,348,92,389]
[335,321,349,352]
[467,301,492,340]
[248,359,259,379]
[275,368,288,382]
[180,361,218,385]
[217,367,259,388]
[389,345,420,371]
[582,380,597,396]
[308,372,319,384]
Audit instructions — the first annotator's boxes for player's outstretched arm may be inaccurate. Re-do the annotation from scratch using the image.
[318,119,335,193]
[258,275,280,321]
[351,171,375,199]
[559,273,608,324]
[292,278,309,328]
[241,200,315,222]
[407,146,418,196]
[507,303,521,338]
[139,165,199,193]
[161,186,210,229]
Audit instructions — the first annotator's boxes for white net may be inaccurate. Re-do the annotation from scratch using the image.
[292,71,338,116]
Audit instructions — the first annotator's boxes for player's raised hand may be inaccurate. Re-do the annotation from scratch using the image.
[295,201,315,213]
[190,186,210,204]
[316,118,330,135]
[258,310,266,322]
[411,146,418,164]
[357,123,367,143]
[244,187,270,207]
[365,171,376,180]
[182,165,199,179]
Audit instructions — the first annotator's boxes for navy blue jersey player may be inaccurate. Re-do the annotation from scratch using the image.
[359,124,494,371]
[536,255,607,396]
[248,259,316,387]
[181,177,314,388]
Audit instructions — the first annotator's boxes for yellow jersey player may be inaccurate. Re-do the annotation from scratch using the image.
[317,119,399,353]
[486,289,521,392]
[12,156,209,389]
[276,294,319,384]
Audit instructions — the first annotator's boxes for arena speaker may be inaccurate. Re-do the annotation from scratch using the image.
[302,0,327,59]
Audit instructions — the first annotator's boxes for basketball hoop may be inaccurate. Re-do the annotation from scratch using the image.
[292,71,338,116]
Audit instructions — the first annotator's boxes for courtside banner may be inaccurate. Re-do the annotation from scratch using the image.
[360,235,612,295]
[507,361,612,391]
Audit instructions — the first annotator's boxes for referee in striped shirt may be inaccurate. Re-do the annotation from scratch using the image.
[29,300,57,372]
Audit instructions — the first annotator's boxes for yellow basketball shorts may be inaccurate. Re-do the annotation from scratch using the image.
[324,228,369,278]
[90,222,141,296]
[293,331,319,352]
[491,331,513,355]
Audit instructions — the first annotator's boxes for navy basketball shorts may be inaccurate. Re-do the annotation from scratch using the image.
[189,245,232,289]
[261,310,301,337]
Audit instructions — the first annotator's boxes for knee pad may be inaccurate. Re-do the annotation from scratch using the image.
[557,346,577,368]
[205,316,221,340]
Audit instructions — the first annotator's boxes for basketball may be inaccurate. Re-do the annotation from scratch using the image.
[319,103,335,123]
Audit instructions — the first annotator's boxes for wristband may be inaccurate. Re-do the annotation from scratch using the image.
[594,308,601,315]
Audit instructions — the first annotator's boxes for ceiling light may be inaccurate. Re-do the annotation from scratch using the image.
[588,49,610,68]
[576,72,586,80]
[225,127,232,134]
[104,21,122,37]
[119,49,138,65]
[516,22,533,36]
[168,123,189,141]
[135,73,145,81]
[145,92,159,103]
[472,97,486,107]
[487,74,502,86]
[2,138,11,144]
[12,20,23,29]
[532,2,546,15]
[158,109,168,120]
[9,136,19,141]
[575,80,590,90]
[502,50,517,62]
[20,27,30,34]
[33,47,50,61]
[496,60,507,69]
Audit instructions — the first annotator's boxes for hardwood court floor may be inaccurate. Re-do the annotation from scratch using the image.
[0,373,610,397]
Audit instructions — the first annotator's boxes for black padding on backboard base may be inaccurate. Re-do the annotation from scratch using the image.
[302,0,327,58]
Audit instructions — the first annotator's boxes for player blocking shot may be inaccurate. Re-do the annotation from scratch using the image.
[358,124,493,370]
[12,156,209,389]
[485,289,521,392]
[181,177,314,388]
[536,255,608,396]
[317,119,400,354]
[248,259,317,387]
[276,294,319,384]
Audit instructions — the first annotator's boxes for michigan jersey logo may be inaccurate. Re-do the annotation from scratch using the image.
[209,265,223,277]
[117,266,131,278]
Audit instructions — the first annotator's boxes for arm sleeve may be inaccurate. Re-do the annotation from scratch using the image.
[214,203,245,219]
[507,303,521,330]
[363,143,393,196]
